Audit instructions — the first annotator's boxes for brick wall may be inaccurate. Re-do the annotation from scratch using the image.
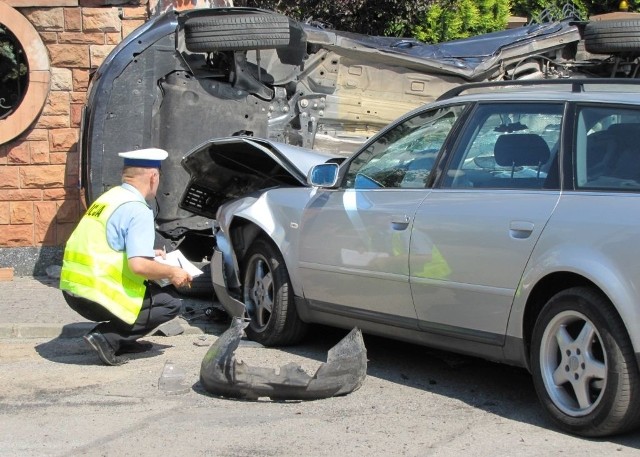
[0,2,149,249]
[1,0,233,274]
[0,0,151,276]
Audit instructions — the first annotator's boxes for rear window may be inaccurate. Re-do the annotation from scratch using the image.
[575,105,640,191]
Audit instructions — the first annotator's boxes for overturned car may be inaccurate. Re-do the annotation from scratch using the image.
[81,7,640,257]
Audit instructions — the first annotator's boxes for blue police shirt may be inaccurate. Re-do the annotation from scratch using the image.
[105,183,156,259]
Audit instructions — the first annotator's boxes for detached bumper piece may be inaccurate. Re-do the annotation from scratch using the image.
[200,318,367,400]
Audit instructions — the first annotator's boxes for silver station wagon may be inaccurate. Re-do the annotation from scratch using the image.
[180,79,640,437]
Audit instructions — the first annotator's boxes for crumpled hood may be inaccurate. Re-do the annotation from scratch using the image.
[179,136,341,219]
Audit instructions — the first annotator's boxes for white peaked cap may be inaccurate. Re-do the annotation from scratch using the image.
[118,148,168,168]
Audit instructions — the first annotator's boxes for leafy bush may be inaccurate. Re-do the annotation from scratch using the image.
[235,0,433,37]
[0,24,28,119]
[236,0,632,43]
[511,0,588,21]
[412,0,510,43]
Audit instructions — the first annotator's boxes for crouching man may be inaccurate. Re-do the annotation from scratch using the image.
[60,148,192,366]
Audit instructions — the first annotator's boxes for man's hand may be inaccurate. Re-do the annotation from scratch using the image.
[154,246,167,259]
[169,268,192,288]
[129,256,192,287]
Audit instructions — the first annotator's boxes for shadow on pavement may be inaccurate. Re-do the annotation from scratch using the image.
[34,323,176,366]
[248,324,640,445]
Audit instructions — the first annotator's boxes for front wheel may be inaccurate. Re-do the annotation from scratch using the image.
[531,287,640,437]
[242,237,307,346]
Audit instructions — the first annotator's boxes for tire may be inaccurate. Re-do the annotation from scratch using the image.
[584,20,640,54]
[241,237,307,346]
[531,287,640,437]
[184,13,291,53]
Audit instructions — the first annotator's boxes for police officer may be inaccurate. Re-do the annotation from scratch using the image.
[60,148,192,366]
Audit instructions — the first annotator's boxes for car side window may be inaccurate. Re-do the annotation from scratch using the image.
[575,105,640,191]
[344,105,465,189]
[441,103,563,190]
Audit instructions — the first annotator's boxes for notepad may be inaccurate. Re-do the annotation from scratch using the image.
[153,250,203,287]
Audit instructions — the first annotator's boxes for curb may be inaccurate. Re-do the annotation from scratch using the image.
[0,322,94,339]
[0,320,225,339]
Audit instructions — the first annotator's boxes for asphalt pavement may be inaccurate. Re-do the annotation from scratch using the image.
[0,275,220,339]
[4,277,640,455]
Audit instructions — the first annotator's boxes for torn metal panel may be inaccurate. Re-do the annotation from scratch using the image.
[200,318,367,400]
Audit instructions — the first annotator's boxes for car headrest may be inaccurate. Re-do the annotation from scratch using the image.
[605,123,640,148]
[494,134,550,167]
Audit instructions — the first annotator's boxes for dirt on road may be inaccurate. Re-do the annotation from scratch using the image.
[1,323,639,456]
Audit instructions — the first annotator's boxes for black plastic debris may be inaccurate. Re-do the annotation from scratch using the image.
[200,318,367,400]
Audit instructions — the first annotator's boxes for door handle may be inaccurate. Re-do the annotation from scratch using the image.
[509,221,534,239]
[391,215,410,230]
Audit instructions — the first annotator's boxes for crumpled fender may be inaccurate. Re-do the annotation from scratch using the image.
[200,318,367,400]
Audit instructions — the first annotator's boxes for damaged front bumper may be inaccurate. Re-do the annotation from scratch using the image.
[211,247,247,319]
[200,318,367,400]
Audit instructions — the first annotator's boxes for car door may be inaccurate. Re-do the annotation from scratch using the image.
[298,105,466,327]
[410,102,564,344]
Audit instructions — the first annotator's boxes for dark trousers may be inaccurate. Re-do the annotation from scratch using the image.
[63,282,181,352]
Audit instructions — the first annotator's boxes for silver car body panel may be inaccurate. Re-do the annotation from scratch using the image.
[411,188,561,342]
[298,188,428,322]
[508,191,640,357]
[214,186,318,298]
[181,136,341,300]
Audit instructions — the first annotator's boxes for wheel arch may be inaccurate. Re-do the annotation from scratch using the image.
[226,215,305,299]
[228,216,263,267]
[521,272,630,370]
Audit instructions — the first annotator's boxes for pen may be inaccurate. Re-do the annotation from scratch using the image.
[177,257,191,288]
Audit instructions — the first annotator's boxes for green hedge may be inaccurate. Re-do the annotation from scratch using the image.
[235,0,632,42]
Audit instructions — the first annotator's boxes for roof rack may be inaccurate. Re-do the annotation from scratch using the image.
[436,78,640,102]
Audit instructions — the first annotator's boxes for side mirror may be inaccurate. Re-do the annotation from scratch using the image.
[308,163,339,187]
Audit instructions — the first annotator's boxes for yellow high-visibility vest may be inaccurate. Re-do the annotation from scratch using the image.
[60,186,148,324]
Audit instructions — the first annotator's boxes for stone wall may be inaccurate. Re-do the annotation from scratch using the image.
[1,2,148,246]
[0,0,232,275]
[0,0,150,274]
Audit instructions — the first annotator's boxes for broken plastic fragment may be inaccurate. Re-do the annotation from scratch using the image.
[158,360,190,394]
[199,318,367,400]
[155,318,184,337]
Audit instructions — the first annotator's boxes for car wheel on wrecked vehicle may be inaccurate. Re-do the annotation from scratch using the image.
[184,12,291,52]
[242,237,307,346]
[531,287,640,437]
[584,19,640,54]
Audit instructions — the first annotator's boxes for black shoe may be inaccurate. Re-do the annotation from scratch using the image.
[116,340,153,355]
[83,332,128,366]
